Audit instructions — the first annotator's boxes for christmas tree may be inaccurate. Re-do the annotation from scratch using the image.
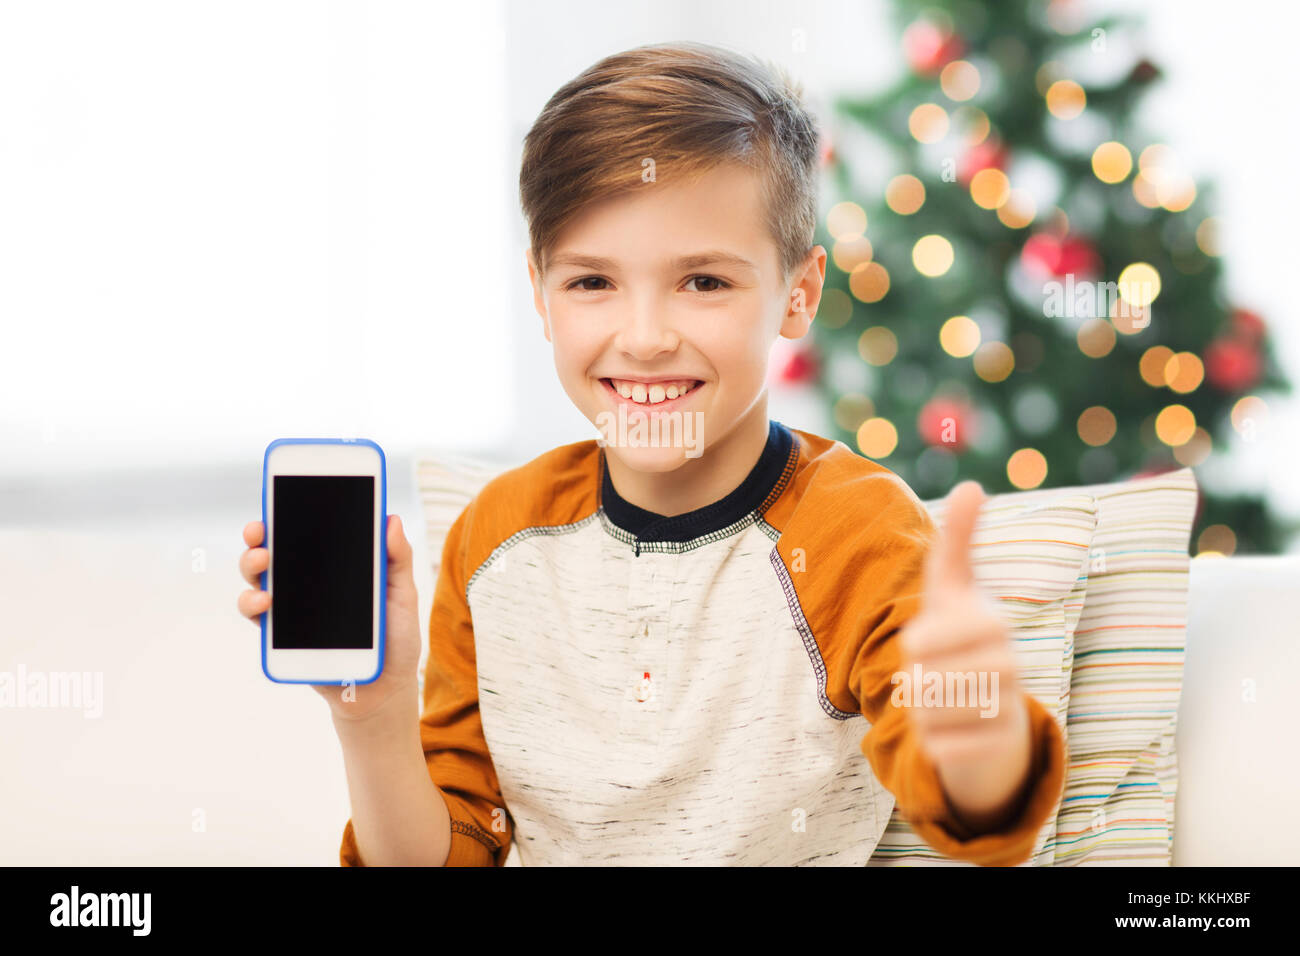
[793,0,1293,554]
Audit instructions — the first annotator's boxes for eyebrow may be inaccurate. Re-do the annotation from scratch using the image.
[548,250,759,274]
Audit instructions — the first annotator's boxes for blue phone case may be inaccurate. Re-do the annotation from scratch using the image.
[260,437,387,686]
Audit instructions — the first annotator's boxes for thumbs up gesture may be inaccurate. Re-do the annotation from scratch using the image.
[896,480,1034,835]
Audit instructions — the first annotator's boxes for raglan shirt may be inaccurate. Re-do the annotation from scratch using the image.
[340,420,1066,866]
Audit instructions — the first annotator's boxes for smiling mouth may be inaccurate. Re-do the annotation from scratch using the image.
[599,378,704,410]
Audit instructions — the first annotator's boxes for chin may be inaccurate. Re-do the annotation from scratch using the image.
[601,440,705,473]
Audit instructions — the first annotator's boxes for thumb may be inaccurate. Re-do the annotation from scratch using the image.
[385,514,418,610]
[924,480,985,599]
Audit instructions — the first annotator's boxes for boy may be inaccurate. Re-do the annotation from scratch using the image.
[237,41,1065,866]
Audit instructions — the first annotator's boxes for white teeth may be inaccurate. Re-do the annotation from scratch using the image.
[607,378,698,405]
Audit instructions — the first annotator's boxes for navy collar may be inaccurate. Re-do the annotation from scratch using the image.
[599,419,794,552]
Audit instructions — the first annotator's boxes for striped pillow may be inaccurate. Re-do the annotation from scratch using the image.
[866,491,1097,866]
[977,467,1199,865]
[414,453,518,587]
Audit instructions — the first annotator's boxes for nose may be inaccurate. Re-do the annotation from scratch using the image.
[614,293,680,361]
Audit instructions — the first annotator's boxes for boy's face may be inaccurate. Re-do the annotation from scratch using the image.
[527,161,826,477]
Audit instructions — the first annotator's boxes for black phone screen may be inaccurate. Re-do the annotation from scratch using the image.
[270,475,375,649]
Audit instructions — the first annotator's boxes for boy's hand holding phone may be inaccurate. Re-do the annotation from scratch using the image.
[896,480,1035,835]
[240,439,457,866]
[237,514,423,722]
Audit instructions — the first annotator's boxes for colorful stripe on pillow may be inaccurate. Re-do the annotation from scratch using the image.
[867,491,1097,866]
[981,467,1198,865]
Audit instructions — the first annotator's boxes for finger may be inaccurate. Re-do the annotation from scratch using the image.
[914,701,1019,738]
[897,623,1015,690]
[918,693,1028,745]
[918,726,1019,768]
[910,642,1017,685]
[924,480,985,598]
[239,547,269,587]
[898,605,1009,660]
[242,521,264,548]
[387,514,411,570]
[906,664,1019,731]
[385,515,418,614]
[237,588,271,621]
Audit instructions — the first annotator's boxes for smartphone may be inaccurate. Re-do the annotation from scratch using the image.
[260,437,387,685]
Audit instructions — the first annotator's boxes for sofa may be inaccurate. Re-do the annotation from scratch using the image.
[1174,552,1298,865]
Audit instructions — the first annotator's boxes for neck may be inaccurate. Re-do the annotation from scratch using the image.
[602,393,771,517]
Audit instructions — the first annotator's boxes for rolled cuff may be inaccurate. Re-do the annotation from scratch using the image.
[898,692,1067,866]
[339,784,505,867]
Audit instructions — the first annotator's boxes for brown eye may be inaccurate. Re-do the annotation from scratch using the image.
[686,275,729,293]
[568,277,610,291]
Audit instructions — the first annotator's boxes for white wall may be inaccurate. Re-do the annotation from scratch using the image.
[0,0,514,485]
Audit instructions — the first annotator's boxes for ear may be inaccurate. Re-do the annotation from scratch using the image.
[778,244,827,340]
[525,247,551,343]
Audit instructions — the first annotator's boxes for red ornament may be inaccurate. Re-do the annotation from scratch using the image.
[957,140,1007,186]
[1020,232,1101,279]
[903,20,965,75]
[917,397,975,451]
[818,135,835,169]
[1205,337,1262,391]
[774,342,820,386]
[1230,308,1266,343]
[1056,237,1101,277]
[1127,58,1161,85]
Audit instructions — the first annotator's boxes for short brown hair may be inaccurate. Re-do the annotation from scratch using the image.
[519,41,821,284]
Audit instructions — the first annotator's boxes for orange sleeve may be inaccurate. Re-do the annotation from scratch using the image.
[340,496,513,866]
[846,484,1066,866]
[785,472,1065,866]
